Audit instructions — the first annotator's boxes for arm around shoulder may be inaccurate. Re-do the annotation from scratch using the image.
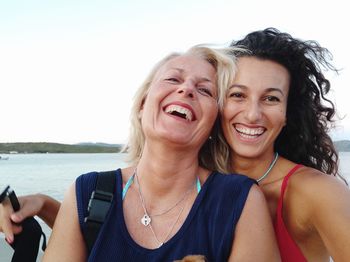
[229,184,281,262]
[36,194,60,228]
[43,182,86,262]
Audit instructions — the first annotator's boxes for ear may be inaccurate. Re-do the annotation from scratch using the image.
[138,108,143,119]
[138,98,146,119]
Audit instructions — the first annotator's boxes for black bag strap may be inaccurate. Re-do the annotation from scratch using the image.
[83,170,116,254]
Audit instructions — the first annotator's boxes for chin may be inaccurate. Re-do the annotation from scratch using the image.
[232,145,265,159]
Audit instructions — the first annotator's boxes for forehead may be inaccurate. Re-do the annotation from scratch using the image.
[235,57,290,89]
[155,54,216,80]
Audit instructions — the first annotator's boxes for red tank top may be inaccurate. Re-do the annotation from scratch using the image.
[274,164,307,262]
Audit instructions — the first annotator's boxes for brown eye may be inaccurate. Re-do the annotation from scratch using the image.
[228,92,244,99]
[264,96,280,102]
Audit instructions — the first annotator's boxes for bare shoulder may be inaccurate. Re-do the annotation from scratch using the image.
[247,183,266,204]
[244,184,271,218]
[286,165,350,225]
[289,166,349,202]
[121,166,135,185]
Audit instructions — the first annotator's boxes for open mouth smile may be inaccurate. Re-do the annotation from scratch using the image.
[164,104,196,121]
[234,124,265,139]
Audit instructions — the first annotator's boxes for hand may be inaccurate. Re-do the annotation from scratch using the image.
[0,197,21,244]
[0,194,45,243]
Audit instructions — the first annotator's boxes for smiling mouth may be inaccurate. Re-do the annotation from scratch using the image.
[234,124,265,138]
[164,104,195,121]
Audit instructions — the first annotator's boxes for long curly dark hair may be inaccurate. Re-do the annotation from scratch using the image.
[229,28,345,181]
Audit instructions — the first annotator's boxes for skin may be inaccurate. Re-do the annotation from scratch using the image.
[222,56,350,261]
[36,54,279,261]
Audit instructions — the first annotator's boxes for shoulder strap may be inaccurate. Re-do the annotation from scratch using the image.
[277,164,303,212]
[83,170,116,254]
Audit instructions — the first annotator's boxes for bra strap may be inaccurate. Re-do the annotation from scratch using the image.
[122,174,201,200]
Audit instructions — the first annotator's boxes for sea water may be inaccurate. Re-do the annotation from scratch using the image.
[0,153,128,201]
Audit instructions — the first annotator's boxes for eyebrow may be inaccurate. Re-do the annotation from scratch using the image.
[170,67,214,83]
[230,84,285,96]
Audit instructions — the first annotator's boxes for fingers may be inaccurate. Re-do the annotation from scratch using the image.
[10,211,25,223]
[3,223,23,244]
[0,199,23,244]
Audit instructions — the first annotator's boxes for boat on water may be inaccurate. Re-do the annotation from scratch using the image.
[0,156,9,160]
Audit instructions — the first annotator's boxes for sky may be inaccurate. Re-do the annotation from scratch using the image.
[0,0,349,144]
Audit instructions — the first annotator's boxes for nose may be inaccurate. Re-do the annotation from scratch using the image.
[245,100,262,122]
[177,81,195,98]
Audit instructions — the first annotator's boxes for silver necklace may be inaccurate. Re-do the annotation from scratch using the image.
[134,169,193,247]
[147,180,194,218]
[256,152,279,183]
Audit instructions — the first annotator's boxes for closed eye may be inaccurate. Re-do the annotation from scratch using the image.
[198,87,213,97]
[165,78,180,83]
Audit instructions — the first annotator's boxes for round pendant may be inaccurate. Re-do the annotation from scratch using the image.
[141,214,151,226]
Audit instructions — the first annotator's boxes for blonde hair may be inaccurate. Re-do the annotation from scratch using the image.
[123,45,244,169]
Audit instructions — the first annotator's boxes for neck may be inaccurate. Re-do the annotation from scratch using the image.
[231,152,278,182]
[136,141,201,198]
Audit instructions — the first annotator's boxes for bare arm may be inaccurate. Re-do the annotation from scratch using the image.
[229,184,281,262]
[43,183,86,262]
[309,176,350,261]
[35,194,61,228]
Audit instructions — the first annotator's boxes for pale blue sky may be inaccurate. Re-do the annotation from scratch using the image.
[1,0,349,144]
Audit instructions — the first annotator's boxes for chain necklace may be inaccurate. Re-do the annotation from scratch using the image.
[134,169,194,247]
[147,180,194,218]
[256,152,279,183]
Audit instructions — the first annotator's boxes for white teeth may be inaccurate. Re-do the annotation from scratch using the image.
[165,105,193,121]
[235,126,264,136]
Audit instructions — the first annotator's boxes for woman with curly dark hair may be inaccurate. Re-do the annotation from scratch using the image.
[216,28,350,261]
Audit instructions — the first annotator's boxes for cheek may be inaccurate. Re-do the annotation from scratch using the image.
[220,109,233,137]
[209,100,219,116]
[221,102,236,124]
[206,105,219,126]
[140,97,157,124]
[272,109,287,128]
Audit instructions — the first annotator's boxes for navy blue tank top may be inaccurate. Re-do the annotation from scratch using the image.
[76,169,255,261]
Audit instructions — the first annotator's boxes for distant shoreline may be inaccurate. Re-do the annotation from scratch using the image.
[0,142,123,154]
[334,140,350,152]
[0,140,349,153]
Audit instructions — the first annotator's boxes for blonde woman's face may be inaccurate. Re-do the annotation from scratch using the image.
[140,54,218,149]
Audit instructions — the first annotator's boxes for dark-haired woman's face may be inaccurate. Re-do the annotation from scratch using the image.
[222,57,289,159]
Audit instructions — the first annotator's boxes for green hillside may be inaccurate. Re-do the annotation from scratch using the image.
[0,142,122,154]
[0,140,348,154]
